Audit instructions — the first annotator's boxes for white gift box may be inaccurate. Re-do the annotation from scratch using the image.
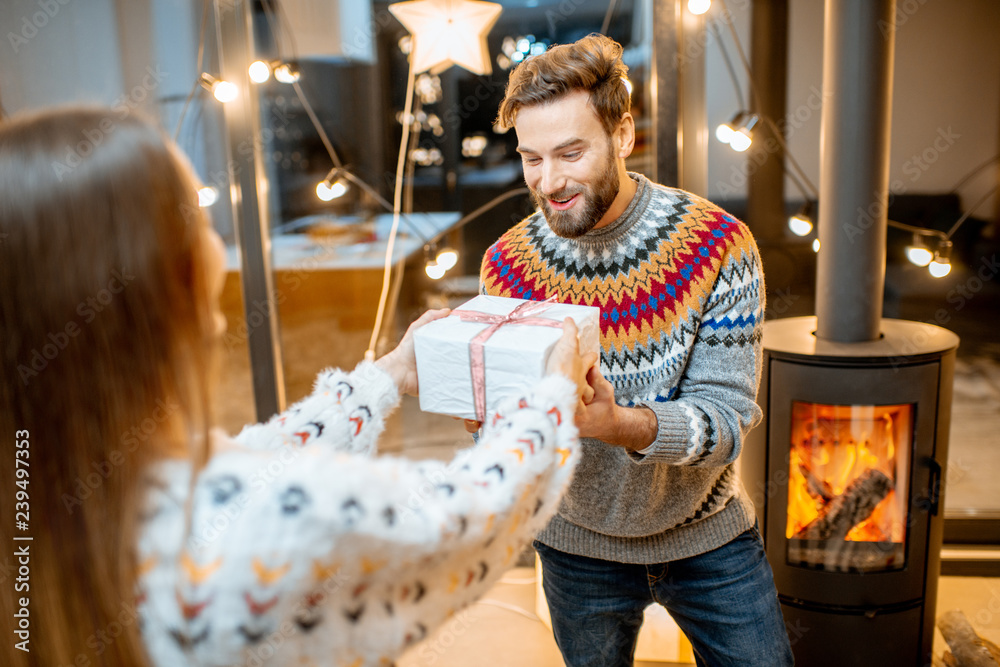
[413,295,600,420]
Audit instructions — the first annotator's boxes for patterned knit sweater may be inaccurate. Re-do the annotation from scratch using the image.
[138,362,580,666]
[481,172,764,564]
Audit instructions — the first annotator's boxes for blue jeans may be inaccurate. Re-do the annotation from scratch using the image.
[534,525,794,667]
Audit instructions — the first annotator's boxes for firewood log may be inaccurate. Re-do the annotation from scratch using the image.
[982,637,1000,664]
[799,462,834,504]
[794,469,893,541]
[937,609,999,666]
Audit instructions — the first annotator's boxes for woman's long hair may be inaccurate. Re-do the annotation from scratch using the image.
[1,107,216,666]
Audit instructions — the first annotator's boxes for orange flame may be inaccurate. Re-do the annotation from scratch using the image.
[786,402,912,543]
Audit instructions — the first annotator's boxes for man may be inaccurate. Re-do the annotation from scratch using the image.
[478,34,794,667]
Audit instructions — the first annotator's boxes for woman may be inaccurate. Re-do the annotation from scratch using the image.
[0,107,593,666]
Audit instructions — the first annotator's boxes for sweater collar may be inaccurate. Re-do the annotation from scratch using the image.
[567,172,650,245]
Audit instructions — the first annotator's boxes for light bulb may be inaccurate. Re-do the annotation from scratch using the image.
[729,129,752,152]
[788,214,813,237]
[688,0,711,15]
[198,185,218,207]
[248,60,271,83]
[212,80,238,103]
[905,245,934,267]
[274,63,300,84]
[316,180,348,201]
[928,259,951,278]
[715,123,734,144]
[425,262,446,279]
[436,248,458,270]
[812,238,821,253]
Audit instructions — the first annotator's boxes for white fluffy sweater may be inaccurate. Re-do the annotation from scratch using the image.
[137,362,579,666]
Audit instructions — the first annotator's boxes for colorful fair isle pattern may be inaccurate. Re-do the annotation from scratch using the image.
[137,363,579,666]
[480,173,765,564]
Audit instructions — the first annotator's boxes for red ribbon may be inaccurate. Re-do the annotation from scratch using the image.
[452,295,564,423]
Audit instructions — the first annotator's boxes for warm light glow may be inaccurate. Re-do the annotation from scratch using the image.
[788,214,813,237]
[425,261,447,279]
[198,185,218,207]
[715,123,734,144]
[274,63,300,83]
[729,128,752,152]
[462,134,488,158]
[249,60,271,83]
[812,238,821,253]
[688,0,711,15]
[388,0,503,76]
[316,180,348,202]
[928,260,952,278]
[905,245,934,267]
[436,248,458,270]
[212,80,238,103]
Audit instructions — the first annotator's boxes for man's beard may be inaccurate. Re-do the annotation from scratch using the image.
[531,154,621,239]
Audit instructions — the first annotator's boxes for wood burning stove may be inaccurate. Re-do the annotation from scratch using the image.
[739,0,961,663]
[743,317,958,665]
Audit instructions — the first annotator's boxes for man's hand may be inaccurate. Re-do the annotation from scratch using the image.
[375,308,451,396]
[575,365,658,451]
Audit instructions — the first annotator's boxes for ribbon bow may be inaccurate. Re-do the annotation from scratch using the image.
[451,295,564,423]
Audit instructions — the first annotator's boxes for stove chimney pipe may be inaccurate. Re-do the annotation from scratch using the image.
[815,0,897,343]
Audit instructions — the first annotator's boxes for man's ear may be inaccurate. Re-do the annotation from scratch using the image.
[615,112,636,159]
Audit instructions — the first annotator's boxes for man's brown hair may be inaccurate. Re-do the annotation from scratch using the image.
[497,33,631,136]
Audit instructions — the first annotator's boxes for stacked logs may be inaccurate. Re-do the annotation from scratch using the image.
[937,610,1000,666]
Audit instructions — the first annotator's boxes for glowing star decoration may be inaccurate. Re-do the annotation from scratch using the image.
[389,0,502,76]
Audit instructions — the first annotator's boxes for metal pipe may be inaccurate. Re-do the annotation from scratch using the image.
[747,0,788,243]
[215,0,286,419]
[651,0,680,187]
[815,0,896,343]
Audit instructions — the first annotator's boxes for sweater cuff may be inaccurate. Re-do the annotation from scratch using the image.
[315,360,401,418]
[627,400,701,464]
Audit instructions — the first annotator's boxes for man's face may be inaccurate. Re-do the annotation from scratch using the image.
[514,90,622,239]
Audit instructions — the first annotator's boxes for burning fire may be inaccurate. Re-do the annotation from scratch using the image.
[787,402,913,543]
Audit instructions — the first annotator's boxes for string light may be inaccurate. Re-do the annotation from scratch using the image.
[424,245,448,279]
[316,168,349,202]
[788,201,814,237]
[273,63,300,83]
[248,60,272,83]
[812,239,821,253]
[198,185,219,207]
[248,60,300,85]
[199,73,238,103]
[715,111,758,152]
[904,234,934,267]
[422,244,459,279]
[435,247,459,270]
[927,240,952,278]
[688,0,712,15]
[425,261,447,280]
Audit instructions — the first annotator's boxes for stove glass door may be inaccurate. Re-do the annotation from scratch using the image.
[786,401,913,572]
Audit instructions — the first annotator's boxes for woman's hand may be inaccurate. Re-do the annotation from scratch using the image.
[545,318,598,405]
[375,308,451,396]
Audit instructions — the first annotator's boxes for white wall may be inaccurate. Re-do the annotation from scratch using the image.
[1,0,125,112]
[705,0,1000,222]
